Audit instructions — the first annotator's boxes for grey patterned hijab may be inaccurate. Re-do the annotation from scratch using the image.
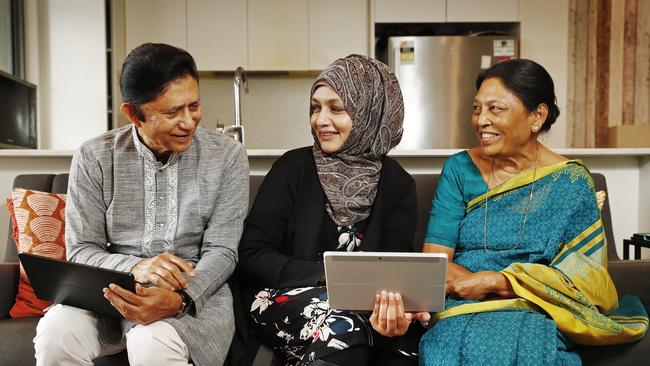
[311,54,404,227]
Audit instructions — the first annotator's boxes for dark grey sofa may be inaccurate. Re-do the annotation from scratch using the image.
[1,173,649,365]
[0,174,129,366]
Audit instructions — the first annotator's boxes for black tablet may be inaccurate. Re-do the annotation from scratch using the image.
[18,252,136,318]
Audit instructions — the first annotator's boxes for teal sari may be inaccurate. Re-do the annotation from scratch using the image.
[419,151,647,365]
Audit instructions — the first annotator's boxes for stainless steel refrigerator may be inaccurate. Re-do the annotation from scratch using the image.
[387,35,519,149]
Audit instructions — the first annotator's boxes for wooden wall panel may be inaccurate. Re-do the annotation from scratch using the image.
[568,0,590,147]
[608,0,625,126]
[585,0,598,147]
[568,0,649,146]
[634,0,650,125]
[567,0,578,146]
[622,0,637,126]
[595,0,611,147]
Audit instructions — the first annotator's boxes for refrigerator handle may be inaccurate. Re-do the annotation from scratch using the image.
[393,47,400,79]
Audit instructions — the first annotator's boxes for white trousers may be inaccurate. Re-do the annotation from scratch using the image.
[34,304,192,366]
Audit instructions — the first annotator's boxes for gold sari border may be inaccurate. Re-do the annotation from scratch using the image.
[467,159,585,211]
[432,298,540,322]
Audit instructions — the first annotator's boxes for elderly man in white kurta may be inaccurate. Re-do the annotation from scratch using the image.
[33,43,248,366]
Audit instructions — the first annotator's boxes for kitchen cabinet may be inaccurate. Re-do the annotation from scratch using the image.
[187,0,247,71]
[124,0,368,71]
[248,0,309,71]
[446,0,518,22]
[374,0,446,23]
[374,0,518,23]
[308,0,368,70]
[124,0,187,53]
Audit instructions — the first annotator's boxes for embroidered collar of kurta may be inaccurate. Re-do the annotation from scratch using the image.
[131,125,181,257]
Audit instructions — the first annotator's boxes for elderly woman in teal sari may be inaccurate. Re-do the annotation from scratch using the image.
[417,59,647,365]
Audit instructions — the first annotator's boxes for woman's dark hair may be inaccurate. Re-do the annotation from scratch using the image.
[476,59,560,131]
[119,43,198,120]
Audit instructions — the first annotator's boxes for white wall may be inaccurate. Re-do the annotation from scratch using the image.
[26,0,107,149]
[24,0,40,145]
[519,0,569,148]
[640,156,650,233]
[585,156,641,257]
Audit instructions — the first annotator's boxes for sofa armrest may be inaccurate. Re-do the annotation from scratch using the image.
[576,260,650,365]
[608,259,650,308]
[0,263,19,319]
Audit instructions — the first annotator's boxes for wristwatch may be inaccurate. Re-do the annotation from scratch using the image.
[175,289,194,318]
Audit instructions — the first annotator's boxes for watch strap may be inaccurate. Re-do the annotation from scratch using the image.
[175,289,193,318]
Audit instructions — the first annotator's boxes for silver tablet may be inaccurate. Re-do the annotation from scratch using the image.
[324,251,447,312]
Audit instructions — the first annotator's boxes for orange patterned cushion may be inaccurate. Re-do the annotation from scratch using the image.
[6,188,67,318]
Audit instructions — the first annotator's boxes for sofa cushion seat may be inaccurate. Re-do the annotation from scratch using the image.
[0,316,39,365]
[1,173,649,366]
[579,335,650,365]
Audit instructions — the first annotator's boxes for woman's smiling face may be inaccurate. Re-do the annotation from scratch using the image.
[471,77,538,158]
[310,86,353,154]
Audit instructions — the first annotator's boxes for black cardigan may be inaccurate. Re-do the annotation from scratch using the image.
[237,146,418,289]
[228,147,418,365]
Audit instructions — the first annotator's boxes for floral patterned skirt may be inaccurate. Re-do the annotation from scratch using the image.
[247,286,422,366]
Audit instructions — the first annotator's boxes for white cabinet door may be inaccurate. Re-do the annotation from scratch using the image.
[248,0,308,71]
[309,0,368,70]
[187,0,247,71]
[125,0,187,53]
[446,0,518,22]
[374,0,445,23]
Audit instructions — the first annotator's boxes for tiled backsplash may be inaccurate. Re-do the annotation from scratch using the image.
[199,72,317,149]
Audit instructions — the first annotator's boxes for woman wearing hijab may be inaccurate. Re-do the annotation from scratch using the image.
[235,55,428,366]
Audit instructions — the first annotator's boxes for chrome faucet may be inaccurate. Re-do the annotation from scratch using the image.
[233,66,248,128]
[223,67,248,144]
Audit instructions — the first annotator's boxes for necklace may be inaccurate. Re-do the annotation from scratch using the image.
[483,145,539,252]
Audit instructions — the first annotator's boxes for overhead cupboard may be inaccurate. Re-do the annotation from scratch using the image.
[374,0,519,23]
[124,0,369,71]
[123,0,522,71]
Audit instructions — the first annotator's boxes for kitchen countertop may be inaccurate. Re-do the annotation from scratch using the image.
[2,148,650,158]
